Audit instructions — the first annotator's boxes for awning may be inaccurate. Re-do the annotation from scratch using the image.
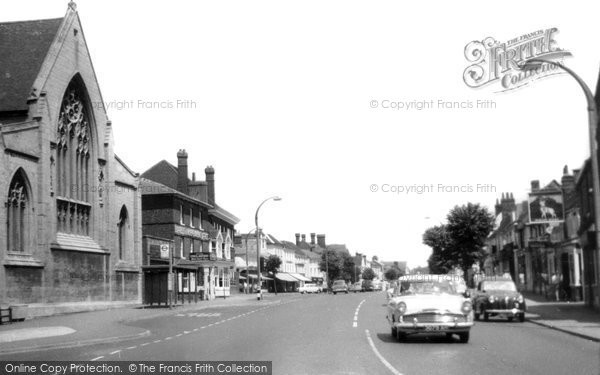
[290,273,311,282]
[276,273,299,282]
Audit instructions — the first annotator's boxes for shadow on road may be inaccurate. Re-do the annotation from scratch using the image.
[375,332,458,344]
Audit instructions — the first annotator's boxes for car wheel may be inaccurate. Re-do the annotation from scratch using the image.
[345,291,349,294]
[445,333,454,341]
[333,292,337,295]
[391,326,397,337]
[508,317,513,322]
[458,332,470,343]
[483,311,489,322]
[518,313,525,322]
[396,331,406,342]
[474,306,480,321]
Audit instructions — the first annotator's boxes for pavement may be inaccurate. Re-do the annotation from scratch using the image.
[523,291,600,342]
[0,292,283,354]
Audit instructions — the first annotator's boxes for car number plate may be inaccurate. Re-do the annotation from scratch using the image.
[425,325,444,331]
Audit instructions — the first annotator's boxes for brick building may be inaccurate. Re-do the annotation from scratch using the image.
[141,150,239,302]
[0,4,142,317]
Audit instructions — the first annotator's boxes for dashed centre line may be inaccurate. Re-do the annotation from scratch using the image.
[91,299,296,361]
[353,299,366,328]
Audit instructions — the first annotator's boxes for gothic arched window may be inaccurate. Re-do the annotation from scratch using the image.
[118,206,128,260]
[56,80,92,235]
[6,171,29,253]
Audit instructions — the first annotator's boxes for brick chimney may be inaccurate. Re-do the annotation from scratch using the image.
[310,233,316,245]
[177,149,188,194]
[295,233,301,246]
[501,192,516,216]
[561,165,575,194]
[317,234,326,248]
[531,180,540,192]
[205,166,215,205]
[494,198,502,215]
[301,234,306,243]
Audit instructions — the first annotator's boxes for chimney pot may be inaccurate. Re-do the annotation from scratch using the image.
[205,166,215,205]
[295,233,301,246]
[531,180,540,192]
[310,233,316,245]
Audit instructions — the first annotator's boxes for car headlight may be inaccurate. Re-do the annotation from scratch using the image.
[462,301,472,314]
[398,302,407,315]
[516,294,524,303]
[488,295,496,303]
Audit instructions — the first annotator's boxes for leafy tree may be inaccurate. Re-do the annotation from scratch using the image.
[423,225,453,274]
[423,204,494,281]
[320,250,341,287]
[340,252,356,281]
[265,254,282,295]
[384,267,401,281]
[362,267,376,281]
[445,203,494,281]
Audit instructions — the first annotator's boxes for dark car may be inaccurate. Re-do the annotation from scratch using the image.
[362,280,374,292]
[331,280,348,294]
[472,278,526,322]
[349,282,363,293]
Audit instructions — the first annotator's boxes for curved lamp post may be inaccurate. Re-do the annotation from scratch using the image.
[520,58,600,304]
[255,196,282,300]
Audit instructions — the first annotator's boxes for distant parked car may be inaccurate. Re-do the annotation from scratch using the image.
[299,283,321,294]
[373,280,383,291]
[332,280,348,294]
[349,282,363,293]
[472,277,525,322]
[362,280,374,291]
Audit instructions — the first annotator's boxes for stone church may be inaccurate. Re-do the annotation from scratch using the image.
[0,3,142,317]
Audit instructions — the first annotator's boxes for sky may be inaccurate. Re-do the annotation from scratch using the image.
[3,0,600,268]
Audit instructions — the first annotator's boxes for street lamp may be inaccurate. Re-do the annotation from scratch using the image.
[520,58,600,305]
[255,196,282,300]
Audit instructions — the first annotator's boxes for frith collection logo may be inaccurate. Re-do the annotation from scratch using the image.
[463,28,571,92]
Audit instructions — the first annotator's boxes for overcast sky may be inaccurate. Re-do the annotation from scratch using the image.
[4,0,600,268]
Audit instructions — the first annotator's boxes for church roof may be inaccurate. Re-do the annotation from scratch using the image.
[0,18,63,112]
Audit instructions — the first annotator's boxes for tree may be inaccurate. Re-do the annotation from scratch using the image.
[320,249,341,287]
[423,225,453,274]
[265,254,282,295]
[445,203,494,281]
[384,267,401,281]
[362,267,376,281]
[340,252,356,281]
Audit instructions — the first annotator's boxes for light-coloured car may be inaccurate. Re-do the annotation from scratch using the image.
[299,283,321,294]
[386,274,474,343]
[349,282,363,293]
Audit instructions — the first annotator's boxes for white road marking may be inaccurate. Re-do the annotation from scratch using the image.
[91,356,104,361]
[126,346,136,350]
[141,343,150,346]
[193,328,199,331]
[176,334,182,337]
[153,340,161,343]
[183,331,191,334]
[165,337,172,340]
[365,330,403,375]
[109,350,121,355]
[353,299,366,328]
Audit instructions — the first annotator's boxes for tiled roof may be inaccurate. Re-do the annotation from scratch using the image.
[141,160,179,190]
[140,178,213,207]
[0,18,63,112]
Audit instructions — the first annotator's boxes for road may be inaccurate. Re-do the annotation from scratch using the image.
[2,292,599,375]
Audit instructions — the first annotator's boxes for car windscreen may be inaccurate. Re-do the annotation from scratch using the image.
[483,281,516,291]
[397,280,457,295]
